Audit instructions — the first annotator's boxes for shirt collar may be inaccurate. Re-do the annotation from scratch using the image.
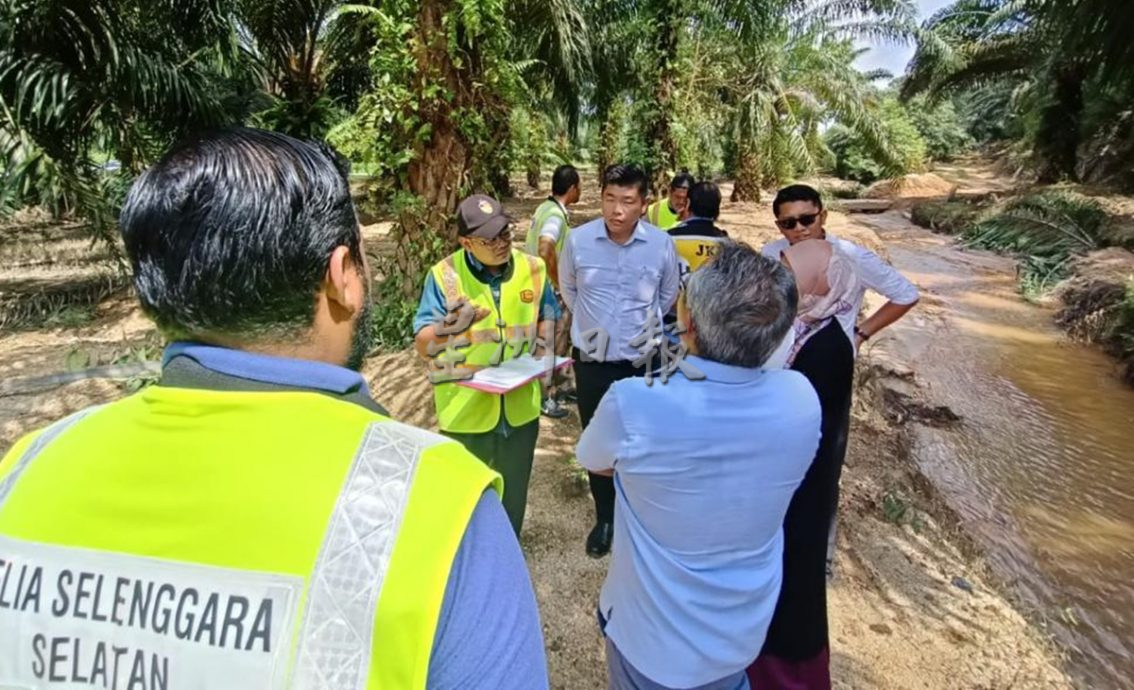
[162,342,369,395]
[464,250,514,283]
[684,355,765,384]
[597,221,648,245]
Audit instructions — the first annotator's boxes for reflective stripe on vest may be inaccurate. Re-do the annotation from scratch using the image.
[0,391,500,690]
[429,249,545,433]
[526,200,568,255]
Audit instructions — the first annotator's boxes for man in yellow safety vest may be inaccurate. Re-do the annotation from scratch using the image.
[414,194,560,537]
[0,128,548,690]
[525,164,581,420]
[644,172,695,230]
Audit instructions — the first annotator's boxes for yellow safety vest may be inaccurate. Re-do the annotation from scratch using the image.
[646,200,681,230]
[430,249,546,434]
[673,234,728,287]
[0,387,501,689]
[525,199,569,256]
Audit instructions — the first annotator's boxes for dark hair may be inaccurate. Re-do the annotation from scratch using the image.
[671,172,695,190]
[773,184,823,217]
[601,164,648,199]
[119,127,361,341]
[688,181,721,219]
[551,165,580,196]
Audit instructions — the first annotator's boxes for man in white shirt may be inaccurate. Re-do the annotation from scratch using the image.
[560,163,681,558]
[762,183,919,574]
[761,184,919,352]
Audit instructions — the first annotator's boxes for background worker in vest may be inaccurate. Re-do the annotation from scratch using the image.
[414,194,560,537]
[525,164,581,420]
[559,164,680,557]
[0,128,548,690]
[645,171,695,230]
[669,180,730,293]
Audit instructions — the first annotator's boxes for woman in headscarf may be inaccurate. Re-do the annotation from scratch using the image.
[748,238,861,689]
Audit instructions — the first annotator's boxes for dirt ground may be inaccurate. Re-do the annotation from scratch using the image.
[0,172,1072,688]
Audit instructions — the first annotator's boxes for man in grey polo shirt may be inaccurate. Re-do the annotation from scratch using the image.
[559,163,680,557]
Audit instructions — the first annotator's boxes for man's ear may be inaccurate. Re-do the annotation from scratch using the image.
[820,209,829,226]
[325,246,365,316]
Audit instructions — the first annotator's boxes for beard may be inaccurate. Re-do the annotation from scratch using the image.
[344,287,375,372]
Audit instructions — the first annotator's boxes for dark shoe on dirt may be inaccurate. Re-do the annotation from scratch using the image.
[542,398,569,419]
[558,388,578,404]
[586,521,614,558]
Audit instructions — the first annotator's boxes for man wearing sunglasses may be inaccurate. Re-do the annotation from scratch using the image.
[762,184,919,352]
[762,183,918,577]
[414,194,561,537]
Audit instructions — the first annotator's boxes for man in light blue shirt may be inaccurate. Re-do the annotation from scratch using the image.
[576,243,821,690]
[559,163,681,557]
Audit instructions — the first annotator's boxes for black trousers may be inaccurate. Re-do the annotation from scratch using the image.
[574,349,646,524]
[443,419,539,537]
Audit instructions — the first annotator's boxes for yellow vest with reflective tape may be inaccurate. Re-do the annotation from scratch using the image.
[646,200,681,230]
[429,249,546,434]
[526,199,569,255]
[0,387,501,689]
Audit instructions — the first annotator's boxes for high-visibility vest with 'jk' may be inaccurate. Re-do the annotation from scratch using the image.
[0,386,501,689]
[430,248,547,434]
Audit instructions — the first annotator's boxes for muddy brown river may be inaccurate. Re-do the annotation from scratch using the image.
[860,213,1134,688]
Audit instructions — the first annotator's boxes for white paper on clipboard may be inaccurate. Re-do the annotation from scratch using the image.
[456,355,573,395]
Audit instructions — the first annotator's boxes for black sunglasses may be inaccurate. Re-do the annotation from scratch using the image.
[775,213,820,231]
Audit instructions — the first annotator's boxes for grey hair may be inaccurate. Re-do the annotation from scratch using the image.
[684,242,798,368]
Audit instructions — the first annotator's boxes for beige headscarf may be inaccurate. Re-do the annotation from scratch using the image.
[782,239,860,365]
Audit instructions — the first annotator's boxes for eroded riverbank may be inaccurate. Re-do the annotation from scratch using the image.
[854,211,1134,688]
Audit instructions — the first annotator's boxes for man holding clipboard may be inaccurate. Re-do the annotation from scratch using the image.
[413,194,562,537]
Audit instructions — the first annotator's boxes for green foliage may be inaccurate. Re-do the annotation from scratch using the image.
[825,99,927,184]
[906,96,973,161]
[964,191,1108,294]
[910,200,983,235]
[882,491,910,525]
[0,0,243,240]
[903,0,1134,186]
[45,304,98,329]
[369,272,418,351]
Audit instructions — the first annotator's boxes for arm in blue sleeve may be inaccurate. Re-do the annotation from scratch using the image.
[576,385,624,473]
[539,281,561,321]
[427,492,549,690]
[413,273,448,335]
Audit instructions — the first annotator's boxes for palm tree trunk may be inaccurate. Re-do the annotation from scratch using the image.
[731,146,762,202]
[647,3,681,194]
[393,0,474,298]
[597,104,621,176]
[1035,61,1085,184]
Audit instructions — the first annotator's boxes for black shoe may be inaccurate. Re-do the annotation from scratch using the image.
[586,521,613,558]
[558,388,578,404]
[542,397,569,419]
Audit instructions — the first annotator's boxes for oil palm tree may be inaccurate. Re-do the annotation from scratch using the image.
[723,0,918,200]
[0,0,243,235]
[902,0,1134,183]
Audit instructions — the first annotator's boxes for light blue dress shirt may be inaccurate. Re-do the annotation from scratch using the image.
[576,356,821,688]
[559,219,680,363]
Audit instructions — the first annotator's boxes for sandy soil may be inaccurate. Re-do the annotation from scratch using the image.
[0,173,1072,689]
